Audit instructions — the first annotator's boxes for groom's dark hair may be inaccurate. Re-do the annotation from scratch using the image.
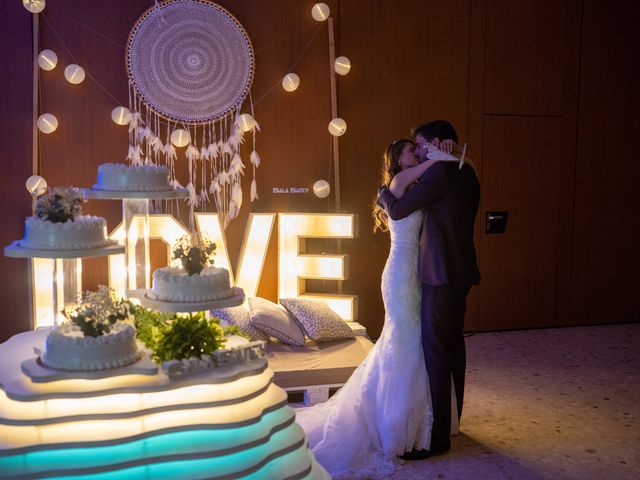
[412,120,458,143]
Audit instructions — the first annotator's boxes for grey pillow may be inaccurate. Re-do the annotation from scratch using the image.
[248,297,305,346]
[210,304,269,342]
[279,297,355,342]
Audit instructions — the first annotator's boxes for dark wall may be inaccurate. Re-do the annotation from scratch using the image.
[1,0,638,341]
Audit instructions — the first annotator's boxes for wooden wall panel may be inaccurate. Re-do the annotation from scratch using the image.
[568,0,640,325]
[338,0,472,337]
[478,116,563,330]
[484,0,566,116]
[0,1,34,342]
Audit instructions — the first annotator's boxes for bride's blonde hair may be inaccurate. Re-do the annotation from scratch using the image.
[372,139,414,233]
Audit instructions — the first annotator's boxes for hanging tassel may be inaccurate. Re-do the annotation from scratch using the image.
[199,187,210,205]
[186,144,200,162]
[250,150,261,168]
[127,145,144,166]
[169,178,184,189]
[250,178,258,202]
[163,142,177,162]
[230,153,245,174]
[186,182,199,207]
[150,135,164,155]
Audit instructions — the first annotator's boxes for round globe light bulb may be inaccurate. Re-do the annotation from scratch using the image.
[64,64,85,84]
[37,113,58,134]
[238,113,257,132]
[313,179,331,199]
[311,3,330,21]
[282,73,300,92]
[328,117,347,136]
[37,50,57,71]
[111,106,132,126]
[26,175,48,196]
[334,56,351,76]
[23,0,45,13]
[170,128,191,148]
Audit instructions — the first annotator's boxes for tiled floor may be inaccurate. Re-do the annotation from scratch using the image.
[387,324,640,479]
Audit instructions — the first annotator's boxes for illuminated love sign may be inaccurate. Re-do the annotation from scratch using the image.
[31,213,357,328]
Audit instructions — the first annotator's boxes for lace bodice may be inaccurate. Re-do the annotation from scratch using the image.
[388,209,423,246]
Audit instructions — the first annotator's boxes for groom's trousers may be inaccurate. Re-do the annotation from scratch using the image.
[421,284,470,445]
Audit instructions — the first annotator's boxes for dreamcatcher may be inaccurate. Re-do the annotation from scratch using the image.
[126,0,259,228]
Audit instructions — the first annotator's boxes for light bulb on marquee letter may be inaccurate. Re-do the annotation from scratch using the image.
[38,50,57,71]
[282,73,300,92]
[111,106,132,126]
[170,129,191,148]
[328,118,347,136]
[23,0,45,13]
[238,113,257,132]
[311,3,330,21]
[64,64,85,84]
[37,113,58,134]
[334,56,351,76]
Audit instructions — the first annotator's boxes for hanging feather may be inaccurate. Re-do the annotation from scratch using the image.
[199,187,210,205]
[249,150,261,168]
[228,126,244,149]
[209,177,221,194]
[200,144,210,161]
[218,170,230,185]
[163,142,177,162]
[232,182,243,212]
[208,142,220,160]
[250,178,258,202]
[186,144,200,162]
[151,136,165,155]
[128,112,144,134]
[169,178,184,189]
[127,145,144,166]
[186,182,199,207]
[230,153,245,175]
[221,142,233,157]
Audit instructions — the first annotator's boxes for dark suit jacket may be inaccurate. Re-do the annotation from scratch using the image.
[378,162,481,287]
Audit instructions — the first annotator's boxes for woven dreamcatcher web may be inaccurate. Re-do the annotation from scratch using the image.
[126,0,259,228]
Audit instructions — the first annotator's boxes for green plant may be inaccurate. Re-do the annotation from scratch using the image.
[63,286,133,337]
[152,312,226,362]
[221,323,250,339]
[173,233,216,275]
[35,187,83,223]
[133,306,176,350]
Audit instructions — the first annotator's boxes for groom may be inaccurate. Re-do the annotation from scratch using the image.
[377,120,481,457]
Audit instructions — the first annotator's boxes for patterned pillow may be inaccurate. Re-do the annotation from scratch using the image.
[210,303,269,342]
[279,298,355,342]
[248,297,305,346]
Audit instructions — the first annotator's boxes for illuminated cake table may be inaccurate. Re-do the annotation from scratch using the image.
[0,329,331,479]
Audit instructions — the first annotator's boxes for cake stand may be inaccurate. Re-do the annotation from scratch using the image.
[4,241,125,327]
[84,187,188,295]
[127,287,245,313]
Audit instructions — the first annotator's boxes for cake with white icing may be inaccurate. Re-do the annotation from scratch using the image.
[42,323,141,371]
[22,215,113,250]
[149,266,235,302]
[21,186,114,250]
[93,163,174,192]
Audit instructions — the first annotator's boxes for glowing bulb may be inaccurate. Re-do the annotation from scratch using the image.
[23,0,45,13]
[311,3,330,21]
[238,113,257,132]
[334,56,351,76]
[313,179,331,198]
[170,129,191,147]
[111,106,132,126]
[37,113,58,134]
[282,73,300,92]
[37,50,57,71]
[64,64,85,84]
[26,176,47,196]
[328,118,347,136]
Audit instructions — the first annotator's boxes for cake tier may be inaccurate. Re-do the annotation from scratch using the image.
[93,163,173,192]
[42,324,142,371]
[149,266,235,302]
[22,215,112,250]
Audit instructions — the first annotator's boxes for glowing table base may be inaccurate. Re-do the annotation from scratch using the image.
[0,330,331,479]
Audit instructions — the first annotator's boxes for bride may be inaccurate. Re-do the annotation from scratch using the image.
[295,139,458,479]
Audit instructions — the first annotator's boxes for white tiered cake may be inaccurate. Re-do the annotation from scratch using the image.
[93,163,174,192]
[149,266,235,302]
[22,215,113,250]
[0,329,331,479]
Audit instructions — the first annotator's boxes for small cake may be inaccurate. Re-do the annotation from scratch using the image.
[93,163,174,192]
[22,215,113,250]
[148,266,235,302]
[22,186,113,250]
[42,323,141,371]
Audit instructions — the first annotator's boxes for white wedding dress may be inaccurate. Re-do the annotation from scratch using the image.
[295,210,433,480]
